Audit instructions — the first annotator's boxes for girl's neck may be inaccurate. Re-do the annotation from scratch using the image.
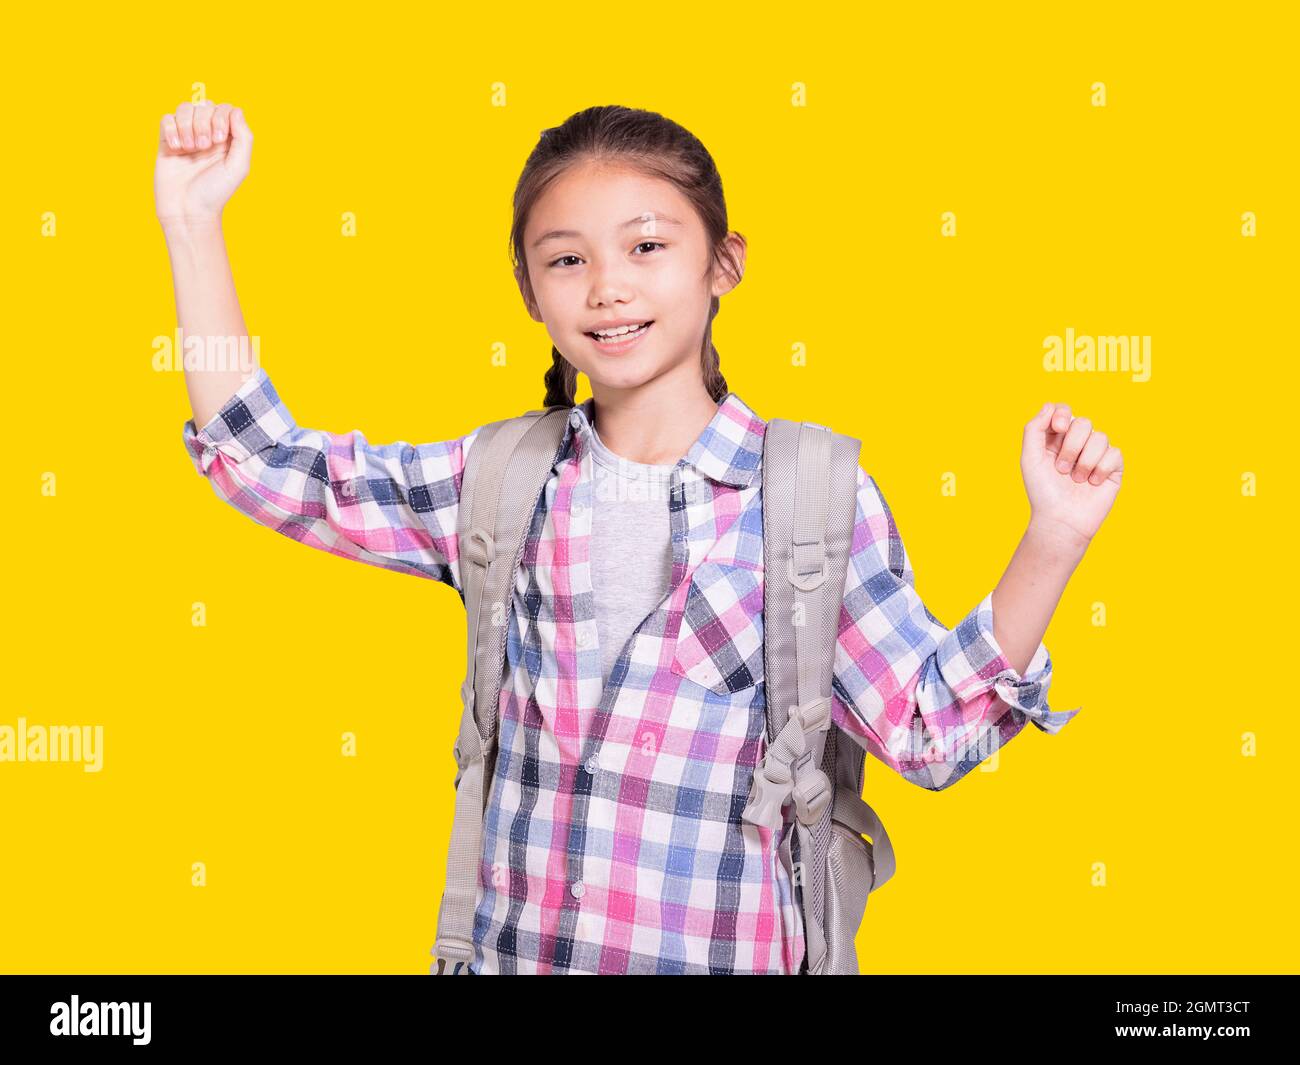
[588,365,720,467]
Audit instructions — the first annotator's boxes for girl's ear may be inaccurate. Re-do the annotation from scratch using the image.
[710,232,747,298]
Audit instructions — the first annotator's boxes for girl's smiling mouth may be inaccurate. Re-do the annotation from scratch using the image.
[585,320,653,353]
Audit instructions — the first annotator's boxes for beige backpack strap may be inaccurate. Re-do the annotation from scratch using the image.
[744,418,877,975]
[432,406,569,974]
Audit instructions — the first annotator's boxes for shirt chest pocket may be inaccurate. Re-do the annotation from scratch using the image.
[671,560,765,695]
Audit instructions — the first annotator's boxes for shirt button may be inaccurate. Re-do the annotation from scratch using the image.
[584,757,599,775]
[570,880,585,899]
[569,411,583,429]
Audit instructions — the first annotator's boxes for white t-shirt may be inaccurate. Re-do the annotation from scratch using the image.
[586,422,677,686]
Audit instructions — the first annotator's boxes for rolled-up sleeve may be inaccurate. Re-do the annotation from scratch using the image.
[182,367,477,595]
[830,468,1081,791]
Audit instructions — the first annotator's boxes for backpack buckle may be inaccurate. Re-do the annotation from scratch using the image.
[741,756,793,830]
[432,937,475,971]
[791,696,832,733]
[792,768,832,824]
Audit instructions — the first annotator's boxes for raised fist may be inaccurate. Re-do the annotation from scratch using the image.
[154,101,254,227]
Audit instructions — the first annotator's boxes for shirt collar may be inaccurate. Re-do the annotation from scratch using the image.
[561,391,765,489]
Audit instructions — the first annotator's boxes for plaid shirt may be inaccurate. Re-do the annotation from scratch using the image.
[183,369,1079,975]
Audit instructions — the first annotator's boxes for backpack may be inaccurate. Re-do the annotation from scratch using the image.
[431,405,896,975]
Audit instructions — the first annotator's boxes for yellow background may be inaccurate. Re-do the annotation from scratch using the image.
[2,2,1294,973]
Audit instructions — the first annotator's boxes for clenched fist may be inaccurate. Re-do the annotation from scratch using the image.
[154,102,253,227]
[1021,402,1124,549]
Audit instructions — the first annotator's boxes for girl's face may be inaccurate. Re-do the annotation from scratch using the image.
[520,160,742,397]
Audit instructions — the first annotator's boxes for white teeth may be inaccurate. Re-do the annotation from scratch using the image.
[592,322,649,338]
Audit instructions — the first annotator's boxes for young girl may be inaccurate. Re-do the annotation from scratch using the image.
[157,102,1123,976]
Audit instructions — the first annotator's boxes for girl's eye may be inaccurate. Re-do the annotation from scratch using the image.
[547,242,667,268]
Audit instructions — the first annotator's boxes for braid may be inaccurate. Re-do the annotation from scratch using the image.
[700,295,730,402]
[543,346,578,407]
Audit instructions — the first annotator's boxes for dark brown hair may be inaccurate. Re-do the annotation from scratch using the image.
[509,105,744,408]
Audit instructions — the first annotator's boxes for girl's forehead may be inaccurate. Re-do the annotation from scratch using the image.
[531,165,695,228]
[551,159,667,193]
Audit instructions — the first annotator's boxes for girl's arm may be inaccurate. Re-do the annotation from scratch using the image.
[159,102,477,594]
[182,374,479,592]
[990,401,1123,672]
[829,469,1080,792]
[989,520,1087,676]
[830,399,1123,791]
[155,101,257,426]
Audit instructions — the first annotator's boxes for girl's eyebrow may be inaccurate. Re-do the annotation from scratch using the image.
[533,213,684,247]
